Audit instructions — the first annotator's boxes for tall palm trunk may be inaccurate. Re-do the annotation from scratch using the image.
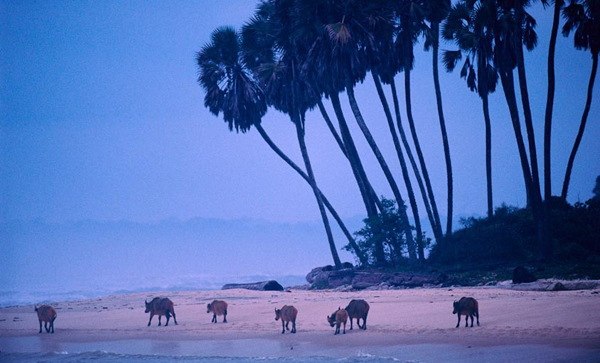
[498,69,534,203]
[562,53,598,199]
[515,13,542,205]
[477,53,494,218]
[482,93,494,218]
[255,123,367,265]
[294,115,341,269]
[545,0,563,202]
[345,79,417,261]
[318,100,384,214]
[404,65,443,238]
[390,79,442,241]
[431,22,454,237]
[373,72,425,261]
[514,4,549,259]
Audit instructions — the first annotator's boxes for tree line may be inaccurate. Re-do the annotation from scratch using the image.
[196,0,599,268]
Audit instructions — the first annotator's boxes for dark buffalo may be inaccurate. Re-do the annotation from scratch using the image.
[345,299,369,330]
[145,297,178,327]
[35,305,57,333]
[452,297,480,328]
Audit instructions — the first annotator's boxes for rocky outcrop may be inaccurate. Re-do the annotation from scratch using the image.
[497,279,600,291]
[306,266,449,290]
[222,280,284,291]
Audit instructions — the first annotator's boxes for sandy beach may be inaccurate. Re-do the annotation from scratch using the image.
[1,287,599,362]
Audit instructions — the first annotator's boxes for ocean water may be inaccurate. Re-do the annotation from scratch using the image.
[0,352,407,363]
[0,274,306,307]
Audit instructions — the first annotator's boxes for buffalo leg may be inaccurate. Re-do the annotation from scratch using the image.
[158,315,162,326]
[456,314,461,328]
[285,321,290,331]
[469,313,474,327]
[465,315,469,327]
[45,322,49,333]
[292,320,296,334]
[172,311,178,325]
[281,320,285,334]
[343,321,346,334]
[39,320,42,333]
[475,311,480,326]
[51,318,55,333]
[148,313,154,326]
[223,310,227,323]
[349,318,353,330]
[165,312,170,326]
[363,315,368,330]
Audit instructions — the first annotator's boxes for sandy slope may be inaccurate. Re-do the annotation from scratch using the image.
[1,287,599,353]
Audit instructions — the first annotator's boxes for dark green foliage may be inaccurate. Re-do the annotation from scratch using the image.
[345,198,421,266]
[430,198,600,265]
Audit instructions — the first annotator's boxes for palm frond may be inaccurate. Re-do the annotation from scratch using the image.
[442,49,463,71]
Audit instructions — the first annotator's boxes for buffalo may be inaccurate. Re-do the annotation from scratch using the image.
[145,297,178,327]
[35,305,57,334]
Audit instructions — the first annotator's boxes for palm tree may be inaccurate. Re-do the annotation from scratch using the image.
[492,0,549,258]
[246,5,344,269]
[561,0,600,200]
[294,0,418,263]
[395,0,445,244]
[425,0,454,236]
[442,0,499,219]
[198,26,346,268]
[363,2,427,260]
[544,0,565,205]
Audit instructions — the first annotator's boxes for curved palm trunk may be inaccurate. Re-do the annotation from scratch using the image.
[432,22,454,237]
[255,123,367,265]
[318,100,347,154]
[545,0,563,202]
[319,99,385,215]
[390,79,442,241]
[482,93,494,218]
[404,66,443,238]
[373,72,424,261]
[294,116,341,269]
[562,53,598,199]
[330,93,383,216]
[345,79,417,261]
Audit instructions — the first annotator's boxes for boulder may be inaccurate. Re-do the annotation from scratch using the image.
[512,266,537,284]
[222,280,283,291]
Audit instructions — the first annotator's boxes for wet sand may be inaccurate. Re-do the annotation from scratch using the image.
[1,288,599,361]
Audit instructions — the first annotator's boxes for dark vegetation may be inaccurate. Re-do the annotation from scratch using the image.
[343,179,600,282]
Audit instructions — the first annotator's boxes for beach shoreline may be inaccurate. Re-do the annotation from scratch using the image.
[1,288,599,361]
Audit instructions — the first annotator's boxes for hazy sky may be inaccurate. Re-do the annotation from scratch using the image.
[2,0,599,228]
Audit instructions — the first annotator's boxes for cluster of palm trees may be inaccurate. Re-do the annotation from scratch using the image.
[197,0,598,268]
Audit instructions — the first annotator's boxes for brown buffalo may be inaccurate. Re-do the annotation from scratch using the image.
[452,297,480,328]
[35,305,57,334]
[145,297,178,327]
[275,305,297,334]
[207,300,228,323]
[345,299,369,330]
[327,308,348,335]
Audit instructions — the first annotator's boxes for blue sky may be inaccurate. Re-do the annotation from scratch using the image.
[1,0,599,268]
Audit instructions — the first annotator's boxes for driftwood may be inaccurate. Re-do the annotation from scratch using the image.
[222,280,284,291]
